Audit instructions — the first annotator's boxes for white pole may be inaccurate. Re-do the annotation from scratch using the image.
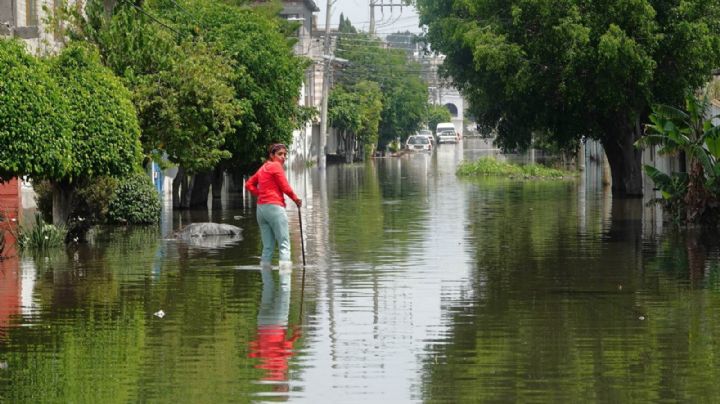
[318,0,333,169]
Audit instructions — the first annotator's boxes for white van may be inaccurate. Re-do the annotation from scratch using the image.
[436,122,457,144]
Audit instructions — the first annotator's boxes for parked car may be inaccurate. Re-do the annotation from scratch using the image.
[405,135,432,152]
[416,129,434,145]
[437,129,458,144]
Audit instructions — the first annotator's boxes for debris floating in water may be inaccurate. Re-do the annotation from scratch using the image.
[638,315,645,321]
[154,310,166,318]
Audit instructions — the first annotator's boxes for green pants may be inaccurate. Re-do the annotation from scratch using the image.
[257,204,290,263]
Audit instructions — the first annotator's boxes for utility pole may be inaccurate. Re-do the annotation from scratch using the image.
[318,0,333,169]
[369,0,407,36]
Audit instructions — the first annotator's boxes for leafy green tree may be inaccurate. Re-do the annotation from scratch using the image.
[157,0,311,168]
[48,42,142,180]
[336,33,428,147]
[338,13,357,34]
[416,0,720,197]
[46,41,143,224]
[386,31,418,55]
[131,39,243,173]
[329,81,383,161]
[427,104,452,134]
[79,3,244,174]
[329,86,362,136]
[0,39,72,182]
[353,81,384,155]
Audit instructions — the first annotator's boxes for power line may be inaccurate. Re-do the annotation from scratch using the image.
[119,0,182,37]
[330,24,424,35]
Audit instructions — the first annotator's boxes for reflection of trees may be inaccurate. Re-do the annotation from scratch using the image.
[0,226,306,401]
[420,181,720,401]
[645,229,720,289]
[327,159,430,265]
[327,163,382,264]
[29,227,162,307]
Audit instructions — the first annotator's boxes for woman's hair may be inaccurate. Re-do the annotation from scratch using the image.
[267,143,287,158]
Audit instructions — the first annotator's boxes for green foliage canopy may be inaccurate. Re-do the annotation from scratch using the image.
[427,104,452,134]
[0,39,72,181]
[335,32,429,146]
[416,0,720,194]
[84,4,244,174]
[47,42,143,180]
[636,93,720,225]
[329,86,362,134]
[329,81,383,149]
[107,173,162,224]
[338,13,357,34]
[353,81,384,148]
[156,0,311,166]
[131,39,243,173]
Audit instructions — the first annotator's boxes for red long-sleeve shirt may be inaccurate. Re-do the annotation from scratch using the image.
[245,161,299,207]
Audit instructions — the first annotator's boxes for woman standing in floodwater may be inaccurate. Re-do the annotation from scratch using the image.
[245,143,302,272]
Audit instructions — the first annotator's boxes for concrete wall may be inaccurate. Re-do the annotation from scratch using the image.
[0,1,13,27]
[283,1,321,167]
[0,0,67,55]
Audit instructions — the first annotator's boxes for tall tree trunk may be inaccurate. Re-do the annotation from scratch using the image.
[345,130,353,163]
[684,160,715,225]
[350,133,356,163]
[601,119,644,198]
[173,168,184,209]
[211,167,224,201]
[190,171,212,208]
[51,180,73,226]
[173,168,193,209]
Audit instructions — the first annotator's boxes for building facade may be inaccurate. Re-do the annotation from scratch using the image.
[280,1,322,168]
[417,53,465,136]
[0,0,68,54]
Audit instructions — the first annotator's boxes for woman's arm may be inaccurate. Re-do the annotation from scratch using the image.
[270,163,301,206]
[245,170,261,197]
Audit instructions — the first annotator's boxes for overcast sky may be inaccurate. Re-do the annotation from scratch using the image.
[314,0,423,35]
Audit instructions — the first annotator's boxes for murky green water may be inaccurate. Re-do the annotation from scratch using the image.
[2,139,720,402]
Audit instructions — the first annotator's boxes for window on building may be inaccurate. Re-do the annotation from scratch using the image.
[26,0,38,26]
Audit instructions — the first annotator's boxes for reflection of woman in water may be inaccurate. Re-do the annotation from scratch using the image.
[248,267,300,382]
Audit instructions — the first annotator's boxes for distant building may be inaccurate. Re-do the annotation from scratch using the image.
[417,53,465,136]
[279,0,322,168]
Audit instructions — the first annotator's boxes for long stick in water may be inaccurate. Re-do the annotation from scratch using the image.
[298,205,306,267]
[298,205,307,323]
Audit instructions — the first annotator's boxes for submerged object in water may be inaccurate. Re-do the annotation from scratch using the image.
[175,223,243,249]
[176,222,243,238]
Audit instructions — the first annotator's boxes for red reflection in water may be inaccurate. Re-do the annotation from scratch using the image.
[1,177,22,338]
[0,246,19,338]
[248,325,301,381]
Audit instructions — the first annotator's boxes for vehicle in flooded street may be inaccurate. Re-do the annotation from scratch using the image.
[416,129,435,145]
[436,129,458,144]
[406,135,432,152]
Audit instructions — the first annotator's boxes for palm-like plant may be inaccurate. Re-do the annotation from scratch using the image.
[636,92,720,225]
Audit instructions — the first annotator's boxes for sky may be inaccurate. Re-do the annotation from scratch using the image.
[313,0,423,35]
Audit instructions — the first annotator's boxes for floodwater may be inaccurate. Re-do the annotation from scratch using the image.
[2,138,720,402]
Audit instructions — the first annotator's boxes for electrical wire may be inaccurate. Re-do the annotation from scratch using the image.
[119,0,183,37]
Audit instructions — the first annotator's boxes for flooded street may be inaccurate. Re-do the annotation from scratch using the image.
[2,138,720,402]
